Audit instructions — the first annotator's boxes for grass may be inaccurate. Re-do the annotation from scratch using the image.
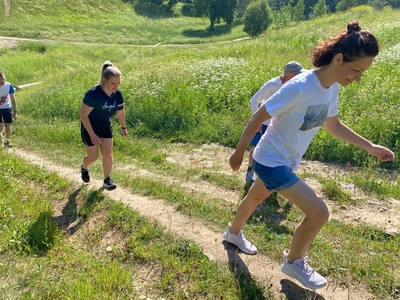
[1,2,400,299]
[2,1,248,44]
[0,151,269,299]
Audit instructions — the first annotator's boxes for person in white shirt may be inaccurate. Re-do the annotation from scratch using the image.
[0,71,18,148]
[223,21,395,290]
[245,61,305,184]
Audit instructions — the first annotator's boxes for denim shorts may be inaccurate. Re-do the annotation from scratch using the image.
[252,160,299,192]
[250,124,268,147]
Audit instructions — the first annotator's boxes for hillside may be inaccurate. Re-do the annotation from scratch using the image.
[0,0,247,44]
[1,1,400,299]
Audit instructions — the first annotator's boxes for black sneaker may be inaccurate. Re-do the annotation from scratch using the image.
[4,141,12,148]
[81,165,90,183]
[103,176,117,191]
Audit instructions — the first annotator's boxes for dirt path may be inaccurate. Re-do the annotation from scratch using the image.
[11,147,381,300]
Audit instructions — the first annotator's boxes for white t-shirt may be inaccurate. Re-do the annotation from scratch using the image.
[0,82,15,109]
[253,70,339,171]
[249,77,282,126]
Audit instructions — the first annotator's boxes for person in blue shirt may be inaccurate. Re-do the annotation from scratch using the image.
[79,61,127,191]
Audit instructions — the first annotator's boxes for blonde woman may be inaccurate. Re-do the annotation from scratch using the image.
[80,61,127,190]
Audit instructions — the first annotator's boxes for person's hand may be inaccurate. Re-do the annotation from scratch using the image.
[13,111,17,120]
[90,134,102,145]
[368,144,395,162]
[229,151,244,171]
[257,124,263,134]
[120,127,128,137]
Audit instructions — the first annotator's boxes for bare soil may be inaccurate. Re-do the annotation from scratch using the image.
[10,145,400,300]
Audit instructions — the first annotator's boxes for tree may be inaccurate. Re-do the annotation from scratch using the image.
[274,3,292,27]
[293,0,305,21]
[303,0,319,18]
[336,0,357,11]
[312,0,327,17]
[167,0,179,11]
[192,0,237,31]
[236,0,253,18]
[243,0,273,37]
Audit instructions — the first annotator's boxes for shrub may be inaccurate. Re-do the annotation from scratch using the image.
[243,0,273,37]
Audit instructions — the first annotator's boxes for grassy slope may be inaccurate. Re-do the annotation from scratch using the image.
[1,2,400,298]
[3,0,247,44]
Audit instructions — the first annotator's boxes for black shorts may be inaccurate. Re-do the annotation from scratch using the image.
[81,119,113,146]
[0,108,13,124]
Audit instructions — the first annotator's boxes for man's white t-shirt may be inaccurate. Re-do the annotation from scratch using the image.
[253,70,339,171]
[0,82,15,109]
[249,77,282,126]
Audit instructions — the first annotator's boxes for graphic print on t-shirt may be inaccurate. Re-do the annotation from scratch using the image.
[0,94,8,105]
[102,101,116,112]
[299,103,329,131]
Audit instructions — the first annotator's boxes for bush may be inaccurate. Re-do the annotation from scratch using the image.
[243,0,273,37]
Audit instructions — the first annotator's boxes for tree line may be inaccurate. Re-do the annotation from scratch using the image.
[134,0,398,36]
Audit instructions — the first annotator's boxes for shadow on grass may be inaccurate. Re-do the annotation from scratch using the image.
[222,240,270,299]
[22,210,57,255]
[182,24,232,38]
[131,2,177,19]
[52,186,105,235]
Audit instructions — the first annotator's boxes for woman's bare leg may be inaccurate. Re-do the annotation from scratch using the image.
[230,177,272,234]
[278,179,329,262]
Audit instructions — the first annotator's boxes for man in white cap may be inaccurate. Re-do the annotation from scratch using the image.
[245,61,305,184]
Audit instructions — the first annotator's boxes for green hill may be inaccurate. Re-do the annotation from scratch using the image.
[1,0,248,44]
[1,2,400,299]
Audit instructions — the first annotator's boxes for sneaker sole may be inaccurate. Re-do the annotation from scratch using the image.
[81,175,90,183]
[103,184,117,191]
[222,232,257,255]
[281,264,327,290]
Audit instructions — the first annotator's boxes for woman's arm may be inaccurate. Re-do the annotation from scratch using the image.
[10,94,17,119]
[80,103,101,145]
[229,106,272,171]
[324,115,394,162]
[116,106,127,136]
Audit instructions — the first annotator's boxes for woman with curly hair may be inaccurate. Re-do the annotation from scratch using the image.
[223,21,395,289]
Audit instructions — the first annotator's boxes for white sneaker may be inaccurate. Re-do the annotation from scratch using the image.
[222,223,258,254]
[281,250,327,290]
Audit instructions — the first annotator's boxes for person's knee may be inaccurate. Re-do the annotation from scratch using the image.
[313,200,330,225]
[102,150,113,158]
[247,188,269,204]
[87,153,99,162]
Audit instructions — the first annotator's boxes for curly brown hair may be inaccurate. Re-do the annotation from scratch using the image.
[311,21,379,68]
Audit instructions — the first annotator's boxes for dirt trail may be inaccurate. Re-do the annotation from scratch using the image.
[11,147,377,300]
